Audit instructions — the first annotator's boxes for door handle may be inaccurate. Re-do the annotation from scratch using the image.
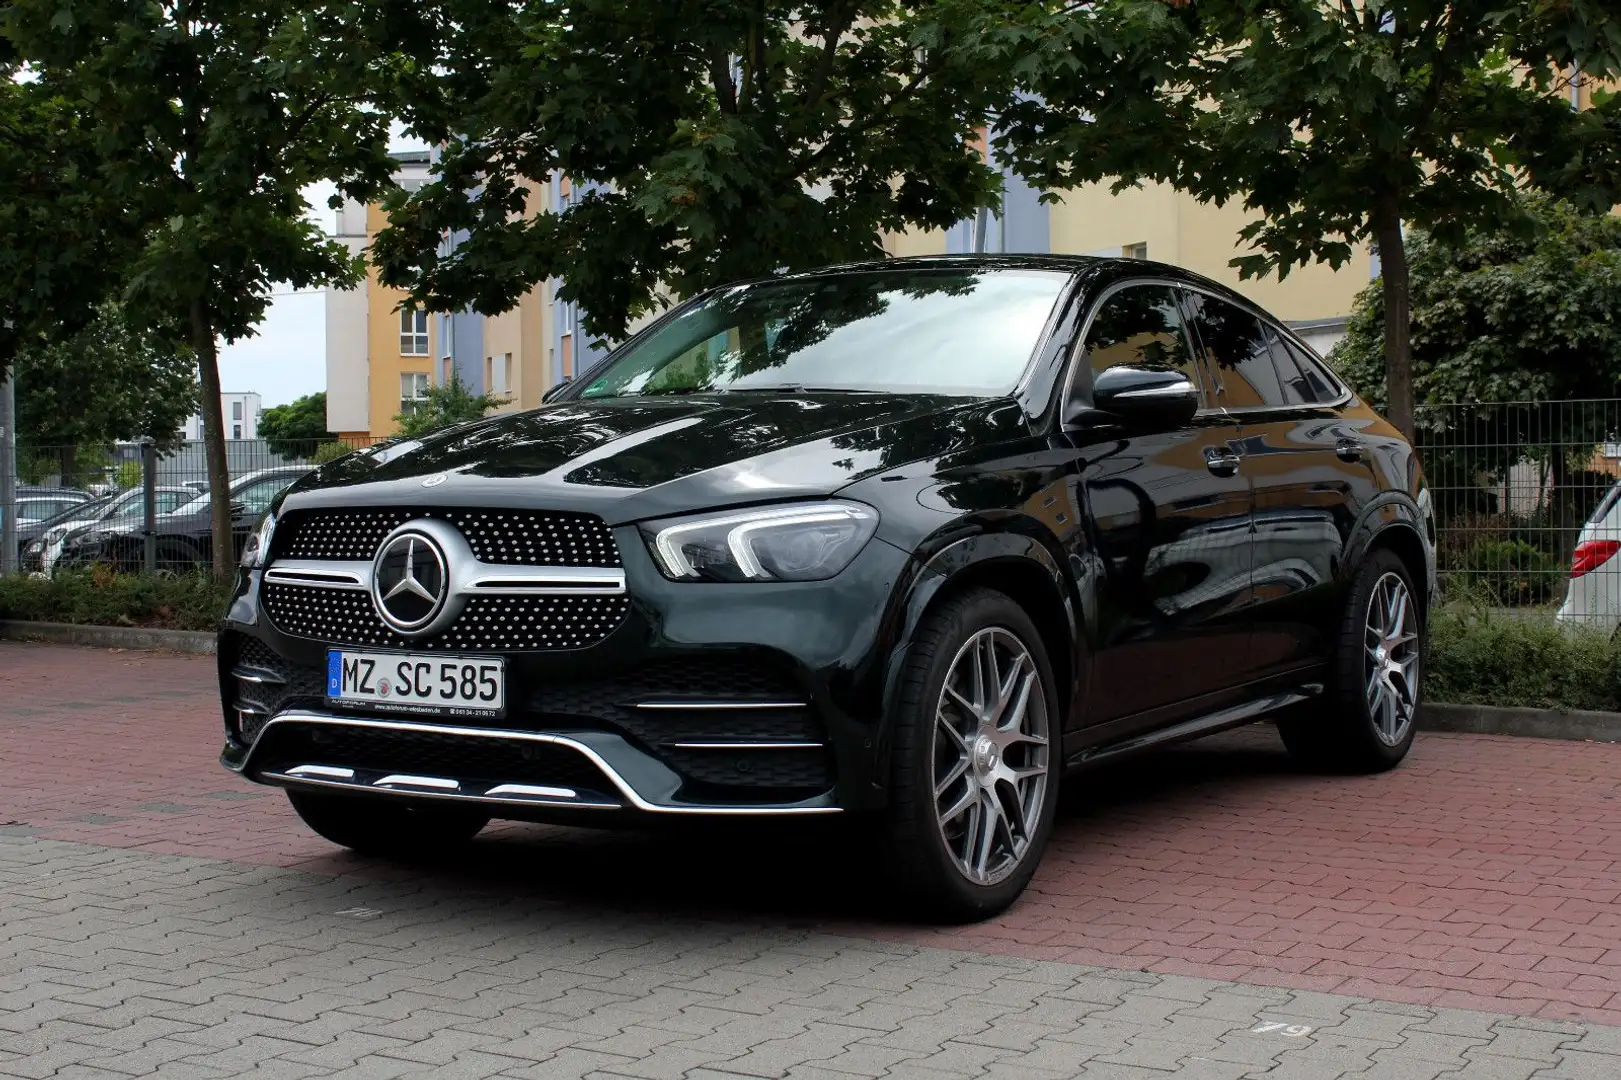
[1335,439,1365,462]
[1204,447,1241,477]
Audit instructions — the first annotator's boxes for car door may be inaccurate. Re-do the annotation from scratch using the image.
[1180,290,1376,676]
[1069,282,1255,727]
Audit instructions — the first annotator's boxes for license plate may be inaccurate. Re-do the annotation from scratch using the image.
[326,650,505,715]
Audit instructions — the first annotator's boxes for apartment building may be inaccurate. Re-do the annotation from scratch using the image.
[182,392,263,442]
[324,152,598,438]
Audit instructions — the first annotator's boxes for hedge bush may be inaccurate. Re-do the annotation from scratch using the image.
[0,569,230,632]
[1426,606,1621,711]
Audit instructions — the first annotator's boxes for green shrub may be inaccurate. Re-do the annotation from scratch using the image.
[114,460,142,490]
[311,440,355,465]
[1427,607,1621,711]
[1447,538,1564,605]
[0,569,230,632]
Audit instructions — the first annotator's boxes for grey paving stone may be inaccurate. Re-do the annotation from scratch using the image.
[0,839,1618,1080]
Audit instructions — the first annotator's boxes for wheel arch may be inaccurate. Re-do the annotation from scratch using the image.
[1343,494,1434,618]
[874,531,1085,792]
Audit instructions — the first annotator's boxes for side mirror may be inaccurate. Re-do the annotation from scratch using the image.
[230,502,248,520]
[1077,365,1200,431]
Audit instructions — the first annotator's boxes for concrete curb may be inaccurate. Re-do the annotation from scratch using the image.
[0,620,216,655]
[1421,702,1621,743]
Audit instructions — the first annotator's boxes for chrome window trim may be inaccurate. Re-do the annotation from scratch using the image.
[1061,276,1354,425]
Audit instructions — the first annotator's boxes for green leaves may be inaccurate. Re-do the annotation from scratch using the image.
[258,392,336,458]
[1329,196,1621,477]
[392,373,501,437]
[375,0,1014,340]
[13,304,199,452]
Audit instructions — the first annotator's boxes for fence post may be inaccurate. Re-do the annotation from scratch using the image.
[0,364,15,577]
[141,439,157,574]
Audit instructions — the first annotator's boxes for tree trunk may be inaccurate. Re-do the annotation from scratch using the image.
[1373,193,1415,442]
[190,298,233,580]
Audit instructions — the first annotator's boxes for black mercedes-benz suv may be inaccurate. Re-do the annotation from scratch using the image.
[219,255,1435,920]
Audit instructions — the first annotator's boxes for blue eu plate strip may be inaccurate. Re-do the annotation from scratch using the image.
[327,650,341,695]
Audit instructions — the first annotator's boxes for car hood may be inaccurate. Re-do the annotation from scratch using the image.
[284,393,1029,524]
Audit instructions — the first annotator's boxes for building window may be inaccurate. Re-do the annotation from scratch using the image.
[1122,242,1148,260]
[400,372,430,414]
[399,309,429,356]
[232,425,242,440]
[231,401,244,420]
[488,353,511,395]
[561,333,573,379]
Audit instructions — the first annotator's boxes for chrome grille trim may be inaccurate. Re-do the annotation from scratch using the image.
[263,561,370,589]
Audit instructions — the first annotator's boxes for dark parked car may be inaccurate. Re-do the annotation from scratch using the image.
[217,256,1435,920]
[21,487,198,573]
[60,466,308,572]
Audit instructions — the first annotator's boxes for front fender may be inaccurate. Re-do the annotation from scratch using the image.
[867,529,1086,804]
[1341,491,1436,611]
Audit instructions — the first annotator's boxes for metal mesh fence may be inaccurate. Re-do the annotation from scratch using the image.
[6,436,375,576]
[1417,399,1621,610]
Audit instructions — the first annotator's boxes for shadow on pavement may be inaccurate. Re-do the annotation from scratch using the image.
[320,722,1313,925]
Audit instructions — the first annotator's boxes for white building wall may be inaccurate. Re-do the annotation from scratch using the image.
[183,392,263,441]
[325,198,371,433]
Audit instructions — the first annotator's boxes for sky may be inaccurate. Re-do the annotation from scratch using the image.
[216,180,339,408]
[219,133,429,408]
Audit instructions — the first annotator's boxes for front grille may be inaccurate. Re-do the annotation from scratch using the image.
[253,723,613,792]
[260,583,631,652]
[274,508,621,566]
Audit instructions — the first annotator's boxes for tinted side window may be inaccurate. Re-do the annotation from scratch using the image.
[1284,339,1341,401]
[1084,285,1200,396]
[1265,327,1317,404]
[1184,293,1285,409]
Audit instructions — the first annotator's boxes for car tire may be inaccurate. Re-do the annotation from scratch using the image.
[1278,548,1424,773]
[882,588,1061,923]
[286,791,490,857]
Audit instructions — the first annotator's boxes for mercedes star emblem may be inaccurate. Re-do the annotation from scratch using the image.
[422,473,448,488]
[371,531,449,634]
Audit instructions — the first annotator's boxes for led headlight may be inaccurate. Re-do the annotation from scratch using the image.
[643,502,879,582]
[240,512,277,569]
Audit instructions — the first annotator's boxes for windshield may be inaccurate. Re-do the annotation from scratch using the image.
[575,268,1068,400]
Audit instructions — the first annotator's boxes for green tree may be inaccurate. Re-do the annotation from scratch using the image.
[6,0,403,576]
[0,74,133,373]
[1330,197,1621,544]
[13,305,198,477]
[999,0,1621,440]
[371,0,1011,340]
[392,373,500,437]
[258,392,335,459]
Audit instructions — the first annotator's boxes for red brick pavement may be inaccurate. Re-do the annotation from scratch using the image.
[4,640,1621,1024]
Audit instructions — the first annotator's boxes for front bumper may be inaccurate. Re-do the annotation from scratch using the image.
[218,529,914,818]
[223,711,840,816]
